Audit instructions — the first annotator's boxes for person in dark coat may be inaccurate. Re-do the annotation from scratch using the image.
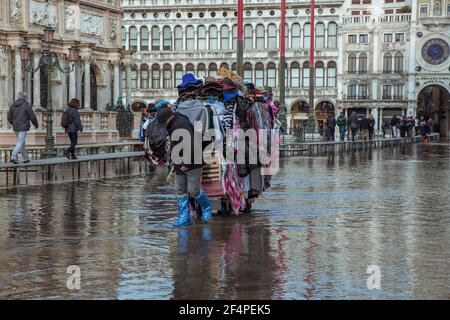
[326,113,336,141]
[156,107,212,227]
[7,92,39,164]
[348,111,359,141]
[65,98,83,160]
[359,115,370,141]
[391,115,400,138]
[336,111,347,142]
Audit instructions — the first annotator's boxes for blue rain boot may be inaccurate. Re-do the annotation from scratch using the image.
[195,190,213,223]
[174,194,191,227]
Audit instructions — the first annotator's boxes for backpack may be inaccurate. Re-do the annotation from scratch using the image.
[145,119,169,158]
[61,110,70,129]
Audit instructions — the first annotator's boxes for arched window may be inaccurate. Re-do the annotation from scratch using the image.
[151,26,160,51]
[268,24,278,50]
[315,61,324,87]
[232,25,237,50]
[198,25,207,50]
[291,23,301,49]
[394,52,403,73]
[383,53,392,73]
[220,62,229,73]
[186,63,195,74]
[327,61,337,87]
[243,62,252,82]
[175,64,183,86]
[359,53,368,74]
[151,64,160,89]
[328,22,337,48]
[209,25,218,50]
[244,24,253,50]
[141,26,149,51]
[221,25,230,50]
[197,63,206,79]
[256,24,265,50]
[163,64,172,89]
[303,23,310,49]
[174,26,183,51]
[163,26,172,51]
[121,27,127,49]
[303,61,310,87]
[284,23,289,50]
[348,53,357,73]
[208,63,217,77]
[129,26,138,50]
[140,64,149,89]
[255,62,265,87]
[291,62,300,87]
[267,62,277,87]
[316,23,325,49]
[186,26,195,50]
[131,65,138,89]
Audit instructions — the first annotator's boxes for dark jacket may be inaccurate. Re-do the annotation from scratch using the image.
[326,115,336,129]
[7,98,39,132]
[360,117,370,130]
[66,106,83,134]
[391,116,400,126]
[349,113,359,129]
[336,114,347,127]
[167,112,203,175]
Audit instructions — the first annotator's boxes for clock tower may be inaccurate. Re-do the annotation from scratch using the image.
[411,0,450,136]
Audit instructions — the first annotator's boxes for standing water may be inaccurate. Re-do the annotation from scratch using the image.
[0,143,449,299]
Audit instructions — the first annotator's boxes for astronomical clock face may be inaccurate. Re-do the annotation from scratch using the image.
[421,38,450,65]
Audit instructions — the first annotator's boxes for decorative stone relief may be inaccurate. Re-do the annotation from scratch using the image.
[65,5,79,32]
[0,46,7,76]
[433,0,442,16]
[81,13,103,37]
[110,18,117,41]
[30,1,57,28]
[10,0,22,22]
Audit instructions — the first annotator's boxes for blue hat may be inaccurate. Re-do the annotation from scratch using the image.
[155,100,170,110]
[177,73,203,91]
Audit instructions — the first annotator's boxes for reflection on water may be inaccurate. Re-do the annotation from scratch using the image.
[0,143,449,299]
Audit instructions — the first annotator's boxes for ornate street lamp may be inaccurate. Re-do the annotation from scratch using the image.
[20,27,80,158]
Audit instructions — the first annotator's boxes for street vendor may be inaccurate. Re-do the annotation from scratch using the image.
[155,107,213,227]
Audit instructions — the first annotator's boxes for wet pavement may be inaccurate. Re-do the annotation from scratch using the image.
[0,142,449,299]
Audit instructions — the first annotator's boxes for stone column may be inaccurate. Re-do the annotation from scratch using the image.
[113,61,120,105]
[14,48,23,97]
[83,58,91,109]
[32,51,41,108]
[69,61,77,100]
[126,64,132,107]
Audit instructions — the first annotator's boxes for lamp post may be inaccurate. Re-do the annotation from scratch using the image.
[19,27,80,158]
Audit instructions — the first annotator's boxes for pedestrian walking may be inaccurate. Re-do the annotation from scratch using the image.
[155,107,213,226]
[391,115,400,138]
[348,111,359,141]
[326,113,336,141]
[368,113,375,141]
[414,117,420,136]
[7,92,39,164]
[419,116,429,142]
[360,115,370,141]
[399,116,407,138]
[64,98,83,160]
[336,111,347,142]
[406,116,414,137]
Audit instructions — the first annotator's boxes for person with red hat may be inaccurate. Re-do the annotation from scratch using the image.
[64,98,83,160]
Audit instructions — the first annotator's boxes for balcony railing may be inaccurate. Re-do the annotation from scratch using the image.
[379,14,411,23]
[342,15,372,24]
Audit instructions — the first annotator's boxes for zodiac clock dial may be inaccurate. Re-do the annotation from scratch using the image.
[421,39,450,65]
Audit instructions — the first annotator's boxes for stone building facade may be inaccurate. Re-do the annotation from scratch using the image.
[121,0,450,136]
[0,0,131,146]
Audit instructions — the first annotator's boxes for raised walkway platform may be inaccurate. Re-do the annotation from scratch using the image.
[0,151,147,188]
[280,134,440,156]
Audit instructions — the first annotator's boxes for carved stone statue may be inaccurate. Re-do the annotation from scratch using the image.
[110,18,117,41]
[433,0,442,16]
[10,0,22,22]
[65,5,77,31]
